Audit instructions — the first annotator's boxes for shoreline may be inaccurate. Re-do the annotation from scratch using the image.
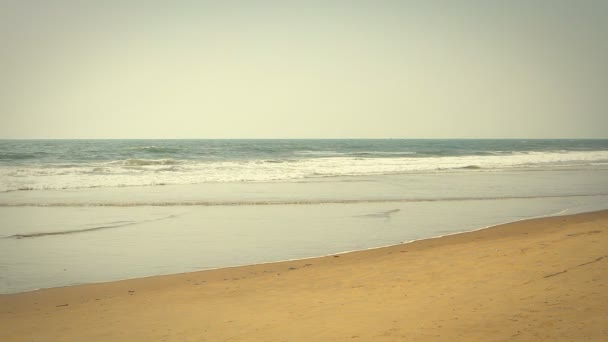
[1,206,577,295]
[2,209,608,340]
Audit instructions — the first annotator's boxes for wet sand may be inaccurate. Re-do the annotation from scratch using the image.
[1,210,607,341]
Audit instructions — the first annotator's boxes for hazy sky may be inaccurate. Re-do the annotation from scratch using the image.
[1,1,607,139]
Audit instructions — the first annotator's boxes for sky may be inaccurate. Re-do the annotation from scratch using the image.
[1,0,607,139]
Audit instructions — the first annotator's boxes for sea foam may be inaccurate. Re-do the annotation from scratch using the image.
[0,150,607,192]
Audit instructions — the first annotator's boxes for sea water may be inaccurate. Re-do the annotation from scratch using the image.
[1,139,607,293]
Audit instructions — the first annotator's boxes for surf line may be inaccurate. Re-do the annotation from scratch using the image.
[6,214,179,239]
[1,193,606,207]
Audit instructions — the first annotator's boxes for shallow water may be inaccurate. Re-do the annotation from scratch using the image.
[1,169,607,294]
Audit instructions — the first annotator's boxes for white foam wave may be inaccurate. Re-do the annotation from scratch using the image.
[359,151,416,154]
[109,158,184,166]
[294,150,346,156]
[1,150,607,192]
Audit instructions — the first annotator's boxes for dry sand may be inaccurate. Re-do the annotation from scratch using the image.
[2,210,607,341]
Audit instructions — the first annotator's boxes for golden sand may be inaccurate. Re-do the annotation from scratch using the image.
[2,210,607,341]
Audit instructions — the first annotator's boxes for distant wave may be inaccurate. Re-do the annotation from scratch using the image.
[294,150,417,157]
[0,152,47,160]
[126,146,182,153]
[5,215,179,239]
[1,193,606,207]
[351,151,417,157]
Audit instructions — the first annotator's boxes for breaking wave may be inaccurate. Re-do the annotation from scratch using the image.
[112,158,184,166]
[1,150,607,192]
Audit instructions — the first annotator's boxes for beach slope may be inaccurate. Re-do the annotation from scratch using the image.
[2,210,607,341]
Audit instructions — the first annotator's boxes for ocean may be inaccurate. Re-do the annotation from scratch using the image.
[1,139,608,293]
[1,139,608,192]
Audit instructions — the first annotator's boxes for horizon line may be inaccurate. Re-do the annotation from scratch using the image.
[1,137,607,141]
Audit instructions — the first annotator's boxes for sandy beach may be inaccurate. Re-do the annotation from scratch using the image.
[1,210,607,341]
[3,0,608,339]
